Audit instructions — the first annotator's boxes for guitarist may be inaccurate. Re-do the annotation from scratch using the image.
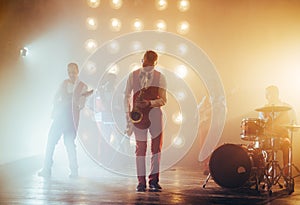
[38,63,92,178]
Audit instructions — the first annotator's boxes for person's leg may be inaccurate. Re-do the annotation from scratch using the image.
[148,109,163,189]
[148,132,162,186]
[133,127,148,191]
[63,128,78,177]
[281,138,290,176]
[39,120,62,177]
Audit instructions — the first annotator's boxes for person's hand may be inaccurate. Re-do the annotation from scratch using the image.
[125,122,133,136]
[135,100,150,109]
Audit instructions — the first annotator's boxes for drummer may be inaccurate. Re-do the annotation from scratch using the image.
[258,85,297,175]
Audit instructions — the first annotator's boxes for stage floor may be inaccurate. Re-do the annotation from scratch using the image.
[1,152,300,205]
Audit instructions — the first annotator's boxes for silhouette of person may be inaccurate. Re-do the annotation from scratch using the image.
[259,85,297,175]
[38,63,92,178]
[124,50,167,192]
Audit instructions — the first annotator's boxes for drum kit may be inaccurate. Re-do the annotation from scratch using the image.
[203,105,300,195]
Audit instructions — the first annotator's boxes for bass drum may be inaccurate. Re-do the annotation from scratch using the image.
[209,144,265,189]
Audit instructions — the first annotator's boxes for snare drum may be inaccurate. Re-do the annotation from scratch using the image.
[240,118,265,141]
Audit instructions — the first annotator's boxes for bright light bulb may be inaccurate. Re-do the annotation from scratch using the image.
[155,0,168,10]
[86,17,98,30]
[110,18,122,32]
[132,19,144,31]
[172,112,183,124]
[155,20,167,32]
[87,0,100,8]
[178,0,190,12]
[110,0,122,9]
[175,65,188,79]
[177,21,189,35]
[84,39,98,53]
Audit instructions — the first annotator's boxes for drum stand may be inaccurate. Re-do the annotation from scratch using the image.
[261,109,285,194]
[280,126,300,194]
[263,138,284,194]
[202,173,210,188]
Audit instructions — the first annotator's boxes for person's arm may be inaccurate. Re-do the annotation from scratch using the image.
[124,73,133,114]
[124,73,134,135]
[73,81,92,110]
[149,74,167,107]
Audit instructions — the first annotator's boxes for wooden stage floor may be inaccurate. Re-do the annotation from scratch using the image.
[1,150,300,205]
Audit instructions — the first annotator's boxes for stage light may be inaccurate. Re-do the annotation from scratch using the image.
[107,64,119,74]
[84,39,98,53]
[20,47,28,57]
[110,18,122,32]
[155,20,167,31]
[87,0,100,8]
[155,0,168,11]
[177,21,190,35]
[178,0,190,12]
[172,136,185,148]
[84,61,97,74]
[86,17,98,30]
[131,41,143,51]
[175,91,187,101]
[107,40,120,53]
[110,0,122,9]
[172,112,183,125]
[175,64,187,79]
[132,18,144,31]
[177,43,188,55]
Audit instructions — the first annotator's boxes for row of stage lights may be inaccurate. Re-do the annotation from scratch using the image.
[84,0,191,53]
[87,0,190,11]
[83,1,191,149]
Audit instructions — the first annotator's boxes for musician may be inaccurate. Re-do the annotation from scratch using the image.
[259,85,297,175]
[38,63,92,178]
[124,50,167,192]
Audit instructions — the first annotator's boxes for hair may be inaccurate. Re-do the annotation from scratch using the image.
[68,62,79,73]
[144,50,158,64]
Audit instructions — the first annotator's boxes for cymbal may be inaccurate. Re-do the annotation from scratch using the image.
[281,124,300,129]
[255,105,291,112]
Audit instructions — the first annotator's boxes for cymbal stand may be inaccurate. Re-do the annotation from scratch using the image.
[264,138,284,192]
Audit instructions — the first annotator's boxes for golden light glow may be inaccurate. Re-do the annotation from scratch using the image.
[87,0,100,8]
[107,40,120,53]
[172,136,185,148]
[177,21,190,35]
[132,18,144,31]
[110,0,123,9]
[155,0,168,11]
[175,64,188,79]
[172,112,183,125]
[175,91,187,101]
[86,17,98,30]
[85,61,97,74]
[177,43,188,55]
[110,18,122,32]
[84,39,98,53]
[155,20,167,32]
[177,0,190,12]
[107,64,119,75]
